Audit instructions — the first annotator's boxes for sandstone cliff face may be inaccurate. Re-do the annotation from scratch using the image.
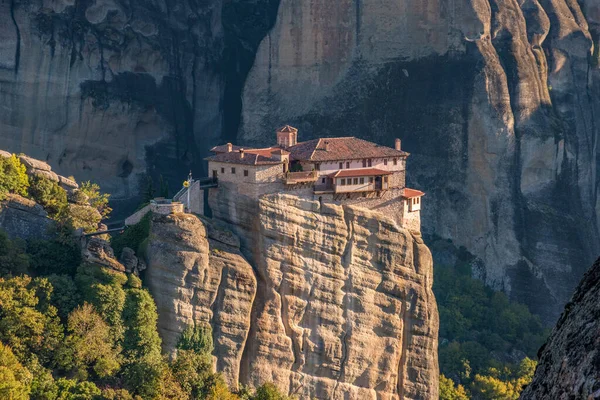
[146,190,437,399]
[144,212,257,389]
[519,257,600,399]
[0,0,277,217]
[239,0,600,323]
[3,0,596,323]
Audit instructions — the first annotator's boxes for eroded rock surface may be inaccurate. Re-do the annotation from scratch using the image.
[0,193,53,240]
[145,212,257,389]
[239,0,600,323]
[520,257,600,399]
[146,190,438,399]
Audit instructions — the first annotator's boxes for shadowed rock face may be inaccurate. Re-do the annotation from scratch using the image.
[519,257,600,399]
[145,193,439,399]
[239,0,600,323]
[0,0,597,322]
[0,0,279,218]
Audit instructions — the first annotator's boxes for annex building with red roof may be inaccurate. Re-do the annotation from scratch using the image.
[203,125,425,232]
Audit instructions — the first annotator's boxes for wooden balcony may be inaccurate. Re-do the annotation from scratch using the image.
[285,171,318,184]
[333,181,389,193]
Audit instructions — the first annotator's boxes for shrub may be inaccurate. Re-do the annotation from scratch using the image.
[0,154,29,197]
[27,237,82,276]
[0,230,30,277]
[110,213,151,259]
[28,175,68,219]
[80,181,112,219]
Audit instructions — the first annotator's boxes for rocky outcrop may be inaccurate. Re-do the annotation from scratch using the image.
[238,0,600,323]
[243,194,438,399]
[2,0,594,324]
[519,257,600,399]
[147,190,438,399]
[145,212,257,389]
[0,193,54,240]
[0,1,279,218]
[82,236,126,272]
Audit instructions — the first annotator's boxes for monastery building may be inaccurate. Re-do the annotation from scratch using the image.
[198,125,424,232]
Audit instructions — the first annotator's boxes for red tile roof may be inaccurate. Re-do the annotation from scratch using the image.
[329,168,392,178]
[403,188,425,198]
[288,137,409,162]
[211,144,244,153]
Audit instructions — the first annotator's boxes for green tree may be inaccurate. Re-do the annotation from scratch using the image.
[110,213,150,259]
[75,264,127,343]
[67,204,102,233]
[57,303,121,380]
[253,383,291,400]
[439,374,469,400]
[45,275,81,320]
[0,276,63,364]
[80,181,112,219]
[28,237,82,276]
[28,176,68,219]
[178,324,214,354]
[121,288,163,398]
[0,342,32,400]
[0,230,30,277]
[171,325,219,398]
[0,154,29,197]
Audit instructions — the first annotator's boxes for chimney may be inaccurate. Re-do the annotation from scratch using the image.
[324,141,330,151]
[395,138,401,151]
[227,143,233,152]
[239,149,244,159]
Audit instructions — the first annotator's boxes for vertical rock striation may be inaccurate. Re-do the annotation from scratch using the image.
[519,257,600,399]
[205,190,439,399]
[145,212,257,389]
[239,0,600,323]
[145,191,439,399]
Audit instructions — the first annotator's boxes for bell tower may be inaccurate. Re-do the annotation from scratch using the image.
[276,125,298,147]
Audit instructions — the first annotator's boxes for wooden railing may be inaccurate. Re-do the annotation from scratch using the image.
[284,171,318,184]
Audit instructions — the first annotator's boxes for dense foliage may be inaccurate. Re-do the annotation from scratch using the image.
[0,154,109,234]
[432,238,549,399]
[0,229,293,399]
[110,213,151,259]
[0,155,29,198]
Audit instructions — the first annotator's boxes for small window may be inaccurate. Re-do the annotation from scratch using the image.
[341,179,346,186]
[212,170,217,178]
[231,167,236,174]
[362,159,367,167]
[322,178,326,183]
[393,158,397,166]
[369,177,374,183]
[346,162,350,169]
[315,163,321,171]
[368,159,372,167]
[353,178,358,185]
[221,167,224,173]
[339,162,343,169]
[244,170,249,177]
[384,176,388,183]
[384,159,388,166]
[360,177,364,184]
